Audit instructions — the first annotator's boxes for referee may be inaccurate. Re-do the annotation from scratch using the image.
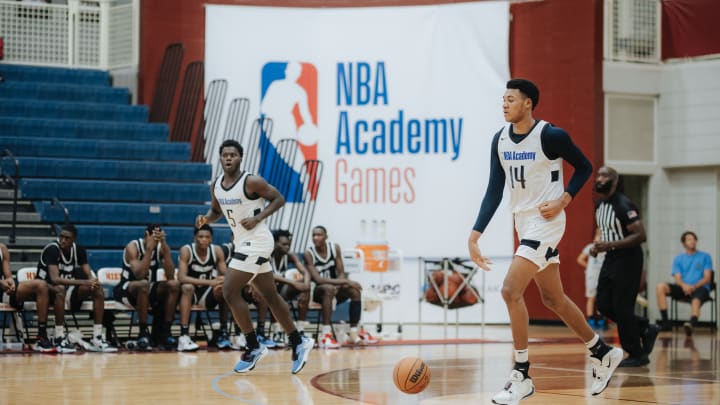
[591,166,659,367]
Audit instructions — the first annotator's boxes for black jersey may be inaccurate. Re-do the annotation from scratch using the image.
[271,253,297,278]
[120,238,164,284]
[595,191,642,254]
[36,241,87,283]
[183,243,218,280]
[307,241,337,279]
[220,242,234,266]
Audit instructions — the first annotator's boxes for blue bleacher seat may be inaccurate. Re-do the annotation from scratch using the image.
[0,64,110,86]
[16,157,211,182]
[1,137,190,161]
[0,117,168,142]
[33,201,225,226]
[0,98,148,122]
[19,179,210,203]
[0,82,130,104]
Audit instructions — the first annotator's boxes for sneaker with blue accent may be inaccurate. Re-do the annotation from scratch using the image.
[291,336,315,374]
[234,344,268,373]
[258,335,277,349]
[216,332,232,350]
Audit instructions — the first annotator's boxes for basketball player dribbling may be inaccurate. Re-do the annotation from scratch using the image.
[197,139,313,374]
[467,79,624,404]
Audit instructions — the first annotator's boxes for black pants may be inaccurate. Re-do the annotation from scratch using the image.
[596,248,647,358]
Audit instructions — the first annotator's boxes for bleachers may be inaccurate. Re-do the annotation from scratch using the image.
[16,157,210,182]
[2,136,191,161]
[0,63,215,270]
[34,201,214,225]
[0,82,130,104]
[0,117,168,141]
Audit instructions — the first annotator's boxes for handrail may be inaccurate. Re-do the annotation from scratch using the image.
[0,149,19,245]
[50,197,70,226]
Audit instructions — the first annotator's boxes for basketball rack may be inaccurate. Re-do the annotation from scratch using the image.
[418,257,485,339]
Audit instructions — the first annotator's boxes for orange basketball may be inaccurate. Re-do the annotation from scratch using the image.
[448,271,464,286]
[393,357,431,394]
[424,286,439,303]
[460,286,478,305]
[440,280,459,300]
[430,270,445,285]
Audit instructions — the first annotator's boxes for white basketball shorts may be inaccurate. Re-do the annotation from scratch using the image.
[513,209,566,271]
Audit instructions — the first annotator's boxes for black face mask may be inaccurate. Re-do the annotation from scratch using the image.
[594,180,612,193]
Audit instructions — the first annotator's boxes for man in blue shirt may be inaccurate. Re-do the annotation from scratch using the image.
[655,231,714,335]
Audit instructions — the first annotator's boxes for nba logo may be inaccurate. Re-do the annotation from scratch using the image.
[260,62,320,200]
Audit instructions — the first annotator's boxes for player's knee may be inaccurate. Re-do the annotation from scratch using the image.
[53,285,66,297]
[655,283,667,293]
[136,279,150,293]
[167,279,180,292]
[500,285,521,303]
[540,292,563,311]
[33,280,48,294]
[181,283,194,295]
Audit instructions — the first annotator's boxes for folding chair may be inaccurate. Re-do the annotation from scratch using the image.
[670,273,717,330]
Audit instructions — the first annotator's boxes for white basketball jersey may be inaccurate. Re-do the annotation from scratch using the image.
[214,172,272,248]
[497,120,564,214]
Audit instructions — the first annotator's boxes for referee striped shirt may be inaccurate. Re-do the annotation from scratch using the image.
[595,191,641,249]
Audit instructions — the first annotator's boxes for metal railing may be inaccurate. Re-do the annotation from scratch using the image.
[604,0,661,64]
[0,0,139,69]
[0,149,19,245]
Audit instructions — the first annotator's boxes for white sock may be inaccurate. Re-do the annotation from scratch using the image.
[93,324,103,339]
[514,348,529,363]
[296,320,307,332]
[585,334,600,349]
[322,324,332,335]
[55,325,65,339]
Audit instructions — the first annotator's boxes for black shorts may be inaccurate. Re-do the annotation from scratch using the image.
[113,281,162,307]
[667,283,711,302]
[193,285,219,309]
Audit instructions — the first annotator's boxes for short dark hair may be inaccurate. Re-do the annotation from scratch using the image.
[272,229,292,242]
[313,225,327,235]
[219,139,243,156]
[681,231,697,243]
[61,224,78,237]
[145,223,161,234]
[194,224,213,235]
[507,78,539,110]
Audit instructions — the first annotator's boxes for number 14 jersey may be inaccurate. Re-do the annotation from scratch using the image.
[497,120,564,214]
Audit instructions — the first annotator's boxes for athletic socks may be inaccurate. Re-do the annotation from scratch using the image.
[586,334,611,360]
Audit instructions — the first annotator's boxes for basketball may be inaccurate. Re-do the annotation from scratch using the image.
[393,357,431,394]
[440,279,460,300]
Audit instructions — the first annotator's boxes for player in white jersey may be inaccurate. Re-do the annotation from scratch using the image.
[196,139,313,374]
[467,79,622,404]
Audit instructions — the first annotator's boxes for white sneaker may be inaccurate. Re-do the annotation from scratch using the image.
[90,336,118,353]
[319,333,341,349]
[492,370,534,405]
[177,335,199,352]
[229,334,246,351]
[590,347,623,395]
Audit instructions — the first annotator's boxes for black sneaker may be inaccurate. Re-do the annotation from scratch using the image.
[657,320,672,332]
[642,324,660,355]
[618,355,649,368]
[34,337,57,353]
[682,322,693,336]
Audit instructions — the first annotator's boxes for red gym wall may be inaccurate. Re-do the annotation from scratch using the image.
[139,0,604,321]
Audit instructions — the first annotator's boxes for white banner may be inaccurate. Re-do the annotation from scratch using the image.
[206,3,513,259]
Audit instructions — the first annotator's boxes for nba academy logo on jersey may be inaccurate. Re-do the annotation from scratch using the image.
[259,62,319,201]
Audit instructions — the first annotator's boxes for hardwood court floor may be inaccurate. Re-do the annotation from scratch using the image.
[1,325,718,404]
